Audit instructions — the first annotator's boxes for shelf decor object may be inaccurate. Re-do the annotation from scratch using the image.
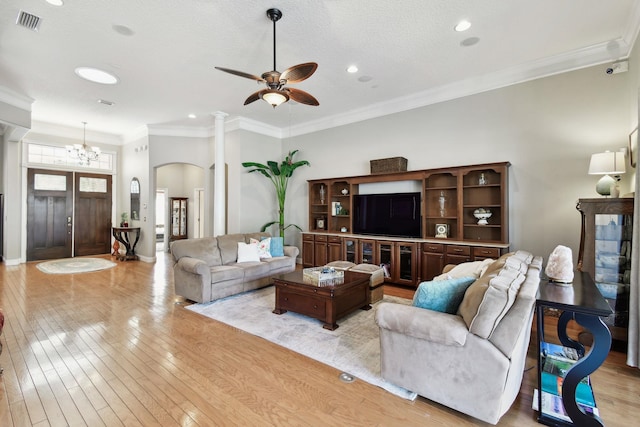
[473,208,492,225]
[588,151,625,196]
[370,157,408,174]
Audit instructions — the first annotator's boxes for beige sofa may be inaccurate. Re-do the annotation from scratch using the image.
[375,251,542,425]
[171,232,299,303]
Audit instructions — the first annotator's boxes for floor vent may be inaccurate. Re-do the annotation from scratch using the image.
[16,10,41,32]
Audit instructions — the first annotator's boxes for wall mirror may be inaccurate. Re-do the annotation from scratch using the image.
[130,177,140,220]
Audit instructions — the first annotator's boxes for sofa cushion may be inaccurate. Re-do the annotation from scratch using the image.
[466,263,527,339]
[250,237,272,259]
[269,236,284,257]
[413,276,476,314]
[458,252,522,329]
[210,265,244,282]
[261,255,295,273]
[171,237,222,266]
[237,242,261,263]
[235,261,271,281]
[434,258,495,281]
[217,234,246,264]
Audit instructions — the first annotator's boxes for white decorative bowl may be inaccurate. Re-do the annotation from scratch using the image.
[473,209,492,225]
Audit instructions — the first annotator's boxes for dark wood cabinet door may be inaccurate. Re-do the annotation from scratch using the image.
[421,251,444,281]
[314,241,328,266]
[327,236,343,263]
[302,237,314,267]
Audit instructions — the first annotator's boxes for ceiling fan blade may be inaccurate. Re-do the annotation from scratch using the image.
[285,87,319,106]
[215,67,265,82]
[244,90,266,105]
[280,62,318,83]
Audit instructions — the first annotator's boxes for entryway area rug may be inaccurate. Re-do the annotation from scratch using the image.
[185,286,418,400]
[36,257,117,274]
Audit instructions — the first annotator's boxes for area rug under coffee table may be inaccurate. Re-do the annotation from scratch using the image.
[186,285,417,400]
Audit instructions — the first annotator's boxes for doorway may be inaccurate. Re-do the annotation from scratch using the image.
[27,168,113,261]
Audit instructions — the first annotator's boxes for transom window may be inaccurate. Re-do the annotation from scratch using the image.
[27,142,114,171]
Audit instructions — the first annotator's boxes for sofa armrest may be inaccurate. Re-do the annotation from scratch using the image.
[177,257,210,278]
[375,302,468,346]
[283,245,299,259]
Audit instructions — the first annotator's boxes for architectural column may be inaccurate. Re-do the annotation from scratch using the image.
[213,111,228,236]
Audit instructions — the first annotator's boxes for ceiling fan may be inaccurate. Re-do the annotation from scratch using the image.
[215,8,319,108]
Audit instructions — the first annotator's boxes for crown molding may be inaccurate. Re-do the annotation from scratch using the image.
[286,37,634,138]
[0,85,34,111]
[147,124,213,138]
[226,116,282,138]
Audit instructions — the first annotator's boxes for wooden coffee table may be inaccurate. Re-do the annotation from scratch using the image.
[272,270,371,330]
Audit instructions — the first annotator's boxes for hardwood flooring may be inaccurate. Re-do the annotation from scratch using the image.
[0,253,638,426]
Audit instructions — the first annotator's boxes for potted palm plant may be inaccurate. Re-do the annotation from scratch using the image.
[242,150,309,240]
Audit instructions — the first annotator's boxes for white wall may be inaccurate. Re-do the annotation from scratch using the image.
[282,62,635,262]
[225,129,282,237]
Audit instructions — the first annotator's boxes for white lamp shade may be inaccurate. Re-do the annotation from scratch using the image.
[588,151,626,175]
[262,90,289,108]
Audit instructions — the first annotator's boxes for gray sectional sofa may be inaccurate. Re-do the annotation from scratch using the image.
[171,232,299,303]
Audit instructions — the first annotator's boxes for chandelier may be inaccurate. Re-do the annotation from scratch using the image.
[66,122,100,165]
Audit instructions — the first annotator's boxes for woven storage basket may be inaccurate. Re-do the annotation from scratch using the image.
[370,157,408,174]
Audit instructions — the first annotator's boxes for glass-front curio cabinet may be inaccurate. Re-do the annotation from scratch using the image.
[577,198,634,344]
[169,197,188,241]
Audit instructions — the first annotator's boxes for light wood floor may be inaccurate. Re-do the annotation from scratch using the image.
[0,253,638,426]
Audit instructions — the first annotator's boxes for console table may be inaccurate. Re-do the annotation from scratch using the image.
[536,271,612,426]
[112,227,141,261]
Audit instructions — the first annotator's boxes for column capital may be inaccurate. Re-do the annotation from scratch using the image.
[213,111,229,119]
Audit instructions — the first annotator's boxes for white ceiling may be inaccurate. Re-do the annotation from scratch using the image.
[1,0,639,141]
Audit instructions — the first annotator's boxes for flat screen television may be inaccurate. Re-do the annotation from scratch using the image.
[353,192,421,238]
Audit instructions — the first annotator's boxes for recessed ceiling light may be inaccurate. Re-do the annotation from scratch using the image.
[97,99,114,106]
[460,37,480,47]
[346,65,358,73]
[74,67,119,84]
[112,24,135,36]
[188,114,196,119]
[46,0,64,6]
[454,20,471,32]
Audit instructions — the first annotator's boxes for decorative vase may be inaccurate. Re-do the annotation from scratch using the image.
[438,191,446,217]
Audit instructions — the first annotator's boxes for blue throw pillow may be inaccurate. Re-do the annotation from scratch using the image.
[267,236,284,257]
[412,276,476,314]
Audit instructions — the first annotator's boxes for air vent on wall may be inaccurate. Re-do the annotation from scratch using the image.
[16,10,41,32]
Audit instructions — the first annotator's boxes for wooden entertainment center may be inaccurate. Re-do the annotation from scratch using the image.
[303,162,510,287]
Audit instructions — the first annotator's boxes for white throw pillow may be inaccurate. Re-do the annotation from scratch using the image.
[237,242,260,262]
[434,258,495,281]
[250,237,272,259]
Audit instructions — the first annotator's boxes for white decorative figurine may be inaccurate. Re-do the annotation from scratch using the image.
[545,245,574,284]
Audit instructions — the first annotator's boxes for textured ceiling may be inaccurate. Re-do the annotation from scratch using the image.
[0,0,639,141]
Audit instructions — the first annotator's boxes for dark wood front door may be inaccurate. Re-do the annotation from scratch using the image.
[74,173,112,256]
[27,169,73,261]
[27,169,113,261]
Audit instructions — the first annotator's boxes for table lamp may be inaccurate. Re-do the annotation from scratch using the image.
[588,150,625,196]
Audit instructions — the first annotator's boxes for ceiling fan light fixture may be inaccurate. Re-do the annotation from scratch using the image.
[262,90,289,108]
